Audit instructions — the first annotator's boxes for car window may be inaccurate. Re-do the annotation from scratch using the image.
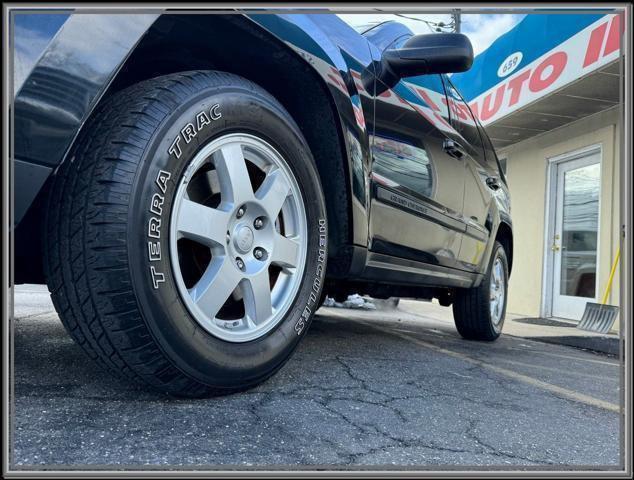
[371,135,434,199]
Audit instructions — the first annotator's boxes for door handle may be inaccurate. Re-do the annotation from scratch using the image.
[443,139,465,159]
[486,176,501,190]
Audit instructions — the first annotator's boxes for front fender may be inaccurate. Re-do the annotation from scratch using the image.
[480,187,513,281]
[247,13,375,250]
[14,11,375,252]
[13,12,159,224]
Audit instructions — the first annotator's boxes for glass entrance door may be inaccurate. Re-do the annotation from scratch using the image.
[550,151,601,320]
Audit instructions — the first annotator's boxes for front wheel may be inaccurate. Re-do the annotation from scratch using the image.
[452,241,508,341]
[44,71,328,396]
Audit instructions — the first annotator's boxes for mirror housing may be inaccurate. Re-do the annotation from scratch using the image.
[376,33,474,89]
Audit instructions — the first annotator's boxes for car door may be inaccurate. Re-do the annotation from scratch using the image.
[366,39,468,271]
[442,76,498,271]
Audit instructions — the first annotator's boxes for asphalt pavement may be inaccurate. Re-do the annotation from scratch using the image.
[11,285,623,470]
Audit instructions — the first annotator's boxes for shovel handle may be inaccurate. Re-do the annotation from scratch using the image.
[601,248,621,305]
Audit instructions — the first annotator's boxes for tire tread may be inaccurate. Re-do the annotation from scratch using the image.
[452,241,508,341]
[44,71,282,397]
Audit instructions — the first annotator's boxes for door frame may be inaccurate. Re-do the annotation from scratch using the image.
[541,143,603,319]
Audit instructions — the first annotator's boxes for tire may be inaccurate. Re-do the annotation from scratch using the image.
[44,71,328,397]
[317,289,328,309]
[452,241,508,341]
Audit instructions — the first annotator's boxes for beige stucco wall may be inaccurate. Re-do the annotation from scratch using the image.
[500,107,621,327]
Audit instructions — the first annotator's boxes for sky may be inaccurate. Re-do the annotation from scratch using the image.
[461,14,526,55]
[337,13,525,56]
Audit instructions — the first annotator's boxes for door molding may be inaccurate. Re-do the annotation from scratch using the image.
[541,143,603,318]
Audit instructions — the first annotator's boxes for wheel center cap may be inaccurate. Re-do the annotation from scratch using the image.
[233,225,254,253]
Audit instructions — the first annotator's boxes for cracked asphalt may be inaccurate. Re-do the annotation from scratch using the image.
[12,285,622,469]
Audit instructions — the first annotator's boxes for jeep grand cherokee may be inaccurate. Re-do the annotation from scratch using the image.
[13,13,512,396]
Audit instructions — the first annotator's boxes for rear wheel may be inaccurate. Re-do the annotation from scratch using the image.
[452,241,508,341]
[44,71,327,396]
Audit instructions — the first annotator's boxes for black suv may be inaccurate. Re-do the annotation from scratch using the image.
[14,13,512,396]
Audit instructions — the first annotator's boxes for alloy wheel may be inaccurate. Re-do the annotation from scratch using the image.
[170,134,308,342]
[489,256,505,326]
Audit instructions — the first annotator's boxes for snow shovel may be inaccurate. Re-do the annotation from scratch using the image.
[577,249,620,334]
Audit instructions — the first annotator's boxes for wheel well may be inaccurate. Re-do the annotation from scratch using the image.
[106,14,352,263]
[495,222,513,275]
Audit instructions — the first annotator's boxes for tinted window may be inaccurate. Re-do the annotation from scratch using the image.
[371,135,434,198]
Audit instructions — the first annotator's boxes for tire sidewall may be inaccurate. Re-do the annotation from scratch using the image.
[126,79,327,388]
[486,242,509,336]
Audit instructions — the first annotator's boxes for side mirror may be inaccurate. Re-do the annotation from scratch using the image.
[377,33,473,88]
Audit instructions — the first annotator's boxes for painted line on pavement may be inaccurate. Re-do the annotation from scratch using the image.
[493,357,619,380]
[360,320,621,414]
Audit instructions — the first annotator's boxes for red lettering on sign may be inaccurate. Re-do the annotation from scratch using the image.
[445,98,456,118]
[454,100,469,121]
[350,70,366,93]
[457,102,473,123]
[480,84,506,122]
[469,102,480,121]
[410,104,434,124]
[352,104,365,129]
[507,69,531,106]
[604,15,621,56]
[466,15,620,125]
[443,98,467,121]
[414,87,440,111]
[396,95,410,107]
[529,52,567,92]
[327,74,347,94]
[409,103,451,131]
[435,113,452,129]
[583,22,608,67]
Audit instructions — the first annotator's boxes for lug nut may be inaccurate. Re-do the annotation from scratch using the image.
[254,217,264,230]
[253,248,265,260]
[236,206,246,218]
[236,258,245,270]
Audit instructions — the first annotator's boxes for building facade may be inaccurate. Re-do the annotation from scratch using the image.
[453,13,623,328]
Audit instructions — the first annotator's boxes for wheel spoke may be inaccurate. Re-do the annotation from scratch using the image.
[271,234,300,269]
[495,261,503,284]
[190,259,242,320]
[176,198,229,246]
[256,168,291,219]
[171,134,307,342]
[242,270,273,325]
[213,144,254,205]
[489,258,505,325]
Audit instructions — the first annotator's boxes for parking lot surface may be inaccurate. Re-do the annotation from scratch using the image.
[12,285,622,469]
